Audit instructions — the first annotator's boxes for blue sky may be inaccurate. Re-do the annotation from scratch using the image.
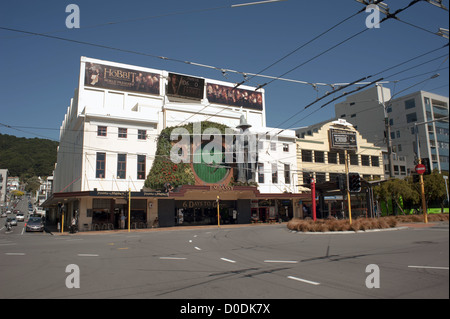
[0,0,448,141]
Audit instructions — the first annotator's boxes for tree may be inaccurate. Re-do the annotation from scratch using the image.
[374,178,419,215]
[423,170,447,211]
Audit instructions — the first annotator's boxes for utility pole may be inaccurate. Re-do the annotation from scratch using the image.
[378,83,395,179]
[344,150,353,225]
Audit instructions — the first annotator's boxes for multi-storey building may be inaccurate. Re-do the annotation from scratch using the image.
[335,86,449,175]
[45,57,305,230]
[0,169,8,206]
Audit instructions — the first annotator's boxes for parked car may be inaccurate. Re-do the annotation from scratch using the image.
[16,213,25,222]
[1,212,7,218]
[26,217,44,232]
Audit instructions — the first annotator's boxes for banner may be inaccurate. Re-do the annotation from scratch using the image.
[84,62,160,95]
[167,73,205,100]
[207,83,263,111]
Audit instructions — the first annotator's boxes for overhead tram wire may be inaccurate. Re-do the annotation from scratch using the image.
[234,0,387,89]
[253,0,428,92]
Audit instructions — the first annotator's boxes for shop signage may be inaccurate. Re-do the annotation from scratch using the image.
[329,128,357,150]
[167,73,205,100]
[210,185,234,192]
[84,62,160,95]
[181,200,218,209]
[206,83,263,110]
[89,190,168,198]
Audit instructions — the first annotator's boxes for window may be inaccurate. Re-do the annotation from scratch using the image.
[303,172,311,185]
[398,144,402,152]
[284,164,290,184]
[118,128,127,138]
[258,140,264,150]
[314,151,324,163]
[349,154,358,166]
[96,153,106,178]
[315,172,326,184]
[406,112,417,123]
[328,152,337,164]
[361,155,370,166]
[339,152,346,165]
[138,129,147,140]
[390,132,395,140]
[258,163,264,184]
[137,155,146,179]
[396,131,400,138]
[117,154,126,179]
[283,143,289,152]
[389,119,394,126]
[301,150,312,162]
[405,98,415,109]
[97,126,107,137]
[271,163,278,184]
[270,142,276,151]
[371,156,379,167]
[351,113,356,118]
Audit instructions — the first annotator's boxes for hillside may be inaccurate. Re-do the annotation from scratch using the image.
[0,134,58,178]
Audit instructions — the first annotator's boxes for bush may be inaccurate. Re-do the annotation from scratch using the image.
[287,214,448,232]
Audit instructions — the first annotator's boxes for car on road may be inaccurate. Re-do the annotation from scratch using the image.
[1,212,6,218]
[16,213,25,222]
[26,217,44,232]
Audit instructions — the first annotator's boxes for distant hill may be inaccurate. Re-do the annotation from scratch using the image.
[0,134,58,178]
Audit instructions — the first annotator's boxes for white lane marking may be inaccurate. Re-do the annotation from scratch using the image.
[408,265,449,270]
[189,240,193,243]
[194,247,202,251]
[159,257,187,260]
[193,235,198,238]
[77,254,99,257]
[287,276,320,286]
[5,253,25,256]
[221,258,236,263]
[264,260,298,264]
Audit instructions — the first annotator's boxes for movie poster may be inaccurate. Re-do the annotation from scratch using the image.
[207,83,263,111]
[167,73,205,100]
[84,62,160,95]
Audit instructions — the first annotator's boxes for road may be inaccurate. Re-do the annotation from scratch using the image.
[1,210,448,302]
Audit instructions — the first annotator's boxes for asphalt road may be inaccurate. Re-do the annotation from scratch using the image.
[0,219,448,300]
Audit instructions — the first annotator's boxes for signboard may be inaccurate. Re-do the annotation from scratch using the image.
[415,164,426,175]
[84,62,160,95]
[167,73,205,100]
[89,190,168,198]
[206,83,263,111]
[329,129,357,150]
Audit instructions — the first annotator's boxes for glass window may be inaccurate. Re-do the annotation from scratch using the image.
[96,153,106,178]
[350,154,359,166]
[371,156,379,167]
[405,98,415,109]
[97,126,107,137]
[138,129,147,140]
[117,154,126,179]
[118,128,127,138]
[137,155,146,179]
[302,150,312,162]
[406,112,417,123]
[328,152,337,164]
[314,151,324,163]
[283,143,289,152]
[361,155,370,166]
[284,164,290,184]
[258,163,264,184]
[303,172,311,185]
[271,163,278,184]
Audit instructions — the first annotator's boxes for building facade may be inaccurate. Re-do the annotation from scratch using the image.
[296,119,384,218]
[45,57,305,230]
[0,169,8,205]
[335,86,449,175]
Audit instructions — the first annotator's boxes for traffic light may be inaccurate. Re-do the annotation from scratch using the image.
[348,172,361,193]
[421,158,431,175]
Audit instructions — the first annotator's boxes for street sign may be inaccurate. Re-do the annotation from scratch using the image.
[415,164,426,175]
[329,129,357,150]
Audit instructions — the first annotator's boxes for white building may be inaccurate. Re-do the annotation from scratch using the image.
[0,169,8,206]
[47,57,304,230]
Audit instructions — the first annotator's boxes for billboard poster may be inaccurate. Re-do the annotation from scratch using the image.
[167,73,205,100]
[84,62,160,95]
[329,129,357,150]
[207,83,263,111]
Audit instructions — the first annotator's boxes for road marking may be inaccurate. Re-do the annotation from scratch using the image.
[189,240,193,243]
[118,247,129,250]
[264,260,298,264]
[194,246,202,251]
[77,254,99,257]
[159,257,187,260]
[287,276,320,286]
[5,253,25,256]
[221,258,236,263]
[408,265,449,270]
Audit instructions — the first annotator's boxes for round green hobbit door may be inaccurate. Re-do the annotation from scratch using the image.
[192,142,230,184]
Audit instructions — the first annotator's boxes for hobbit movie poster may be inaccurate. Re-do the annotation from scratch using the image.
[84,62,160,95]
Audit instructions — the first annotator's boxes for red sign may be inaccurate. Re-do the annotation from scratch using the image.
[415,164,426,174]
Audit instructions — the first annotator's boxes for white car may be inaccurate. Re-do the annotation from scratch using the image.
[16,213,25,222]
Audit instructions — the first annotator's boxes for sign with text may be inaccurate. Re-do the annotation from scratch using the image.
[167,73,205,100]
[84,62,160,95]
[329,129,357,150]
